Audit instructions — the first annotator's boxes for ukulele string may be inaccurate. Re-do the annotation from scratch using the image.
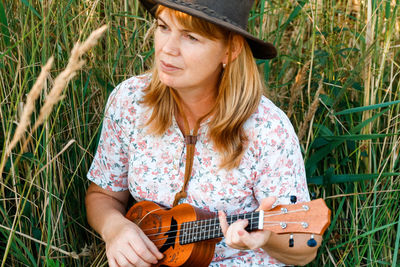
[139,207,306,237]
[145,219,306,240]
[142,218,308,246]
[148,218,311,248]
[263,207,309,217]
[262,221,310,226]
[141,218,256,239]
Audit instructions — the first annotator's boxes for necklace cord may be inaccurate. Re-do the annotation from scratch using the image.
[170,88,214,207]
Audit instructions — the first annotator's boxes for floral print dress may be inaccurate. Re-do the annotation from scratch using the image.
[87,74,310,266]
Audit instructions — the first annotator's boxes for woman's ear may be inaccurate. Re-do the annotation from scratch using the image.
[222,34,244,65]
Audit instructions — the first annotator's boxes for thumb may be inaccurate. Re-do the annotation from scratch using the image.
[256,196,276,211]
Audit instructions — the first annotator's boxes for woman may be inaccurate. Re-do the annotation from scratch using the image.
[85,0,322,266]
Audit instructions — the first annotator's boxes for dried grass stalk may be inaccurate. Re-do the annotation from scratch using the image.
[0,58,54,177]
[351,0,361,17]
[33,25,108,132]
[298,76,324,141]
[316,0,323,16]
[287,61,310,119]
[0,25,107,177]
[0,223,90,259]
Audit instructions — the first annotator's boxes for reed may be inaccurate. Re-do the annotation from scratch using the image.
[297,75,324,142]
[0,57,53,177]
[32,25,108,133]
[287,61,310,119]
[0,1,399,266]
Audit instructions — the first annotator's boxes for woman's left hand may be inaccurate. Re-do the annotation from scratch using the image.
[219,196,276,250]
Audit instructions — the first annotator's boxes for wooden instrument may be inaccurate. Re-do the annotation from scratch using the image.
[125,198,331,267]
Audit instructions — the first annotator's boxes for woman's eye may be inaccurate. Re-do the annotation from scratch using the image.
[186,34,198,42]
[157,23,168,31]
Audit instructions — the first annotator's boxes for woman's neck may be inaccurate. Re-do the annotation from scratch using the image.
[174,86,217,133]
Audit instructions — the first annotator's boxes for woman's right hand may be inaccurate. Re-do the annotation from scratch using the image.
[103,217,164,267]
[85,183,163,267]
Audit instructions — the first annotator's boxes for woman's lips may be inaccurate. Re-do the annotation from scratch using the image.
[160,60,181,72]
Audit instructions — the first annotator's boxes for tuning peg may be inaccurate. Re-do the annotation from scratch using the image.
[307,234,317,247]
[290,195,297,204]
[310,192,317,200]
[289,234,294,247]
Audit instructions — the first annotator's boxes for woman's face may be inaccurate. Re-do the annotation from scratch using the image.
[154,10,228,94]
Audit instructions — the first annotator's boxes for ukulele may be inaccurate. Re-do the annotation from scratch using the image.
[126,198,331,267]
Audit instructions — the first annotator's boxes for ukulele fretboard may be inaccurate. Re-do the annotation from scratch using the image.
[179,211,261,245]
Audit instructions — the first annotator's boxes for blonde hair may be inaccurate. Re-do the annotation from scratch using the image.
[142,6,264,169]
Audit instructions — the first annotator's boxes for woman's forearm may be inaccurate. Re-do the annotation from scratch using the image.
[262,233,322,266]
[85,183,130,241]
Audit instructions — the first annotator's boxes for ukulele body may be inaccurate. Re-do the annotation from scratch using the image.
[126,201,220,267]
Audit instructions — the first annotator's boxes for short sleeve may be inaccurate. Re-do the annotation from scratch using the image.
[253,104,310,206]
[87,85,130,191]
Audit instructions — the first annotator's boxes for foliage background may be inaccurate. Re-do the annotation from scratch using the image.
[1,0,399,266]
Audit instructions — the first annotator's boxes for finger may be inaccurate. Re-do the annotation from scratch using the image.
[108,257,118,267]
[124,252,154,267]
[237,227,251,243]
[218,210,229,235]
[237,227,264,250]
[233,219,249,232]
[256,196,276,211]
[115,252,134,267]
[230,219,249,244]
[122,246,151,266]
[128,239,158,265]
[139,231,164,260]
[238,228,272,250]
[238,229,248,237]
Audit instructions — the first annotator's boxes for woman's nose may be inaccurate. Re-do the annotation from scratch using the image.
[162,33,180,56]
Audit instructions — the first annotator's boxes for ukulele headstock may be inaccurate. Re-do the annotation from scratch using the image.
[262,198,331,236]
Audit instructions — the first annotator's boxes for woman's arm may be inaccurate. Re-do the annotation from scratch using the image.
[262,232,322,266]
[85,182,164,267]
[219,197,322,266]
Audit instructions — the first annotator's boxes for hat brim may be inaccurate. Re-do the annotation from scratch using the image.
[139,0,277,59]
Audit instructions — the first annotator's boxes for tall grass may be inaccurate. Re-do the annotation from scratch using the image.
[0,0,399,266]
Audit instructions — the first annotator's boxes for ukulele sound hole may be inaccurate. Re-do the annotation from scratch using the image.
[159,216,178,253]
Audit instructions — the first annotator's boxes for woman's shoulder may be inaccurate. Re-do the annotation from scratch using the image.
[102,73,151,121]
[243,97,301,163]
[249,95,294,130]
[108,73,151,102]
[245,95,299,146]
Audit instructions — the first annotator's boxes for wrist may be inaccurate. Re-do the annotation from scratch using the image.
[100,212,130,242]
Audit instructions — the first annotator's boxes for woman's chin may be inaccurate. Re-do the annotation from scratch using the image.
[160,80,174,88]
[159,76,179,89]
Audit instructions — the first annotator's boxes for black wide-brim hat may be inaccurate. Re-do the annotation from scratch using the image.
[139,0,277,59]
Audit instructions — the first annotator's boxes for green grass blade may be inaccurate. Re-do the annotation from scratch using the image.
[318,133,399,141]
[279,0,306,31]
[0,0,10,47]
[307,173,400,185]
[20,0,42,19]
[334,100,400,115]
[306,140,343,176]
[330,222,398,251]
[350,107,389,134]
[392,210,400,267]
[13,234,38,267]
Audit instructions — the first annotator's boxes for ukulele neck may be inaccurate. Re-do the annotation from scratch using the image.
[179,211,263,245]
